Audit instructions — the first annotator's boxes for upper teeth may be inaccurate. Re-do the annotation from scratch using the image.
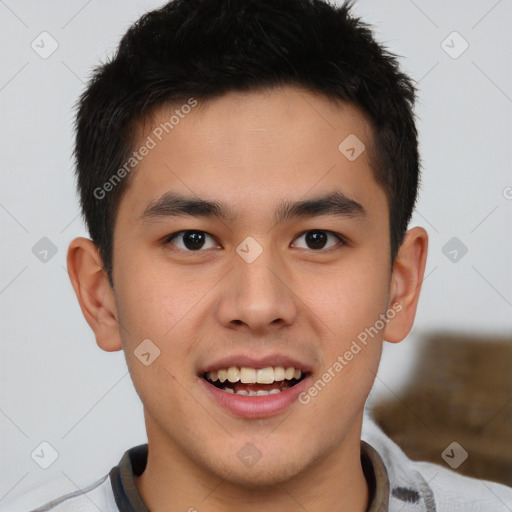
[207,366,302,384]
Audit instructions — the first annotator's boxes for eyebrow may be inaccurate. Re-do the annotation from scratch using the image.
[141,191,366,224]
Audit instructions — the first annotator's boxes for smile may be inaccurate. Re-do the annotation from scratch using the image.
[200,363,312,418]
[204,366,306,396]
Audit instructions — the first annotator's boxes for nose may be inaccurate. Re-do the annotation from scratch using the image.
[215,243,298,335]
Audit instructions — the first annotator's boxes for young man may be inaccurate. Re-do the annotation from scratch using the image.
[33,0,512,510]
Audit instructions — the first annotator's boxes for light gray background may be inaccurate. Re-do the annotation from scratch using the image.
[1,0,511,509]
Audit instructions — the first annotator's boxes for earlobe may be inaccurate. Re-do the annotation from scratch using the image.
[67,237,122,352]
[383,227,428,344]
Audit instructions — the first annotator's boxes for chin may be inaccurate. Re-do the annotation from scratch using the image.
[198,444,309,490]
[222,461,305,490]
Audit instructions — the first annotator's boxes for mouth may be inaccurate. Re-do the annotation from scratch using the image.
[198,355,314,418]
[202,366,309,396]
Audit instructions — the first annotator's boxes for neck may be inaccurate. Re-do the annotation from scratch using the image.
[135,415,369,512]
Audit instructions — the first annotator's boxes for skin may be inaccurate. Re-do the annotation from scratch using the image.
[67,86,428,512]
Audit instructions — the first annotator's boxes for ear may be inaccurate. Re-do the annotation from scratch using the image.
[67,237,122,352]
[383,227,428,344]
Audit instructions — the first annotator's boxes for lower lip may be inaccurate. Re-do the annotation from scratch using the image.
[200,375,312,419]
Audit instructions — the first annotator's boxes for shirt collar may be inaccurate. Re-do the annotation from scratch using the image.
[109,441,390,512]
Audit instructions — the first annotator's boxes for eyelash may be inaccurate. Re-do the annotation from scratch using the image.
[163,230,347,252]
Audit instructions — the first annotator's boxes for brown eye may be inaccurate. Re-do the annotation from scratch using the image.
[166,230,218,251]
[293,230,344,250]
[305,231,327,249]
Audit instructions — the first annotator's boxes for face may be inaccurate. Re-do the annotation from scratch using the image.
[111,86,394,486]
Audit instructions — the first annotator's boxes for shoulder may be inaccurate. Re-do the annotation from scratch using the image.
[362,413,512,512]
[413,459,512,512]
[28,474,118,512]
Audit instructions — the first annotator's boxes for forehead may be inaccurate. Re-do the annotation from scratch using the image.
[120,86,383,219]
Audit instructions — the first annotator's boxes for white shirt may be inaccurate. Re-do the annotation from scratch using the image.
[27,415,512,512]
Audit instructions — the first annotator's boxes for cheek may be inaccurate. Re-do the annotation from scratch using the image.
[113,253,210,400]
[300,263,387,417]
[303,254,390,345]
[113,266,199,410]
[315,257,389,405]
[114,252,206,342]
